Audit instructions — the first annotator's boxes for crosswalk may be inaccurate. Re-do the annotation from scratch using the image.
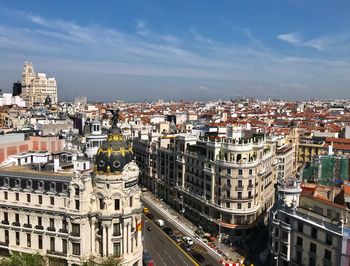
[191,244,207,254]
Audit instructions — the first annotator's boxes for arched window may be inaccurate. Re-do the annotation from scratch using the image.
[62,183,68,192]
[50,182,56,191]
[27,180,32,189]
[15,179,21,188]
[38,181,44,190]
[3,178,9,187]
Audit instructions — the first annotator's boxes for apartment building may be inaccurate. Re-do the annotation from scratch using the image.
[271,182,349,266]
[134,132,278,240]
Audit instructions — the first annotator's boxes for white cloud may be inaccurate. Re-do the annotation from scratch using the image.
[277,32,302,44]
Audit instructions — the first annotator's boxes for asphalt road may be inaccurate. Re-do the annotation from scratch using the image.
[142,202,221,266]
[143,215,197,266]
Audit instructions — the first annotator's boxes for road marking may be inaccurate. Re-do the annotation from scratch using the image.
[164,249,176,265]
[178,254,190,266]
[143,214,200,266]
[191,244,208,254]
[156,251,167,266]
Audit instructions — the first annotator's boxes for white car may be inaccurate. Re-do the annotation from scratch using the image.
[182,236,194,245]
[155,219,164,227]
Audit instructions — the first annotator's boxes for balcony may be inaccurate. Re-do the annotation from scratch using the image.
[70,231,80,237]
[0,241,8,247]
[46,250,67,257]
[23,223,32,228]
[1,220,9,225]
[247,184,254,189]
[235,186,244,191]
[47,227,56,232]
[35,225,44,230]
[12,222,20,227]
[59,228,68,234]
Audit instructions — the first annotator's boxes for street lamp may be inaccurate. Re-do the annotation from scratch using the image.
[274,256,278,266]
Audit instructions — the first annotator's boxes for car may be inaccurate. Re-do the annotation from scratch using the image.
[183,236,194,245]
[145,213,154,220]
[143,251,154,266]
[143,207,149,213]
[192,252,205,263]
[171,230,184,243]
[163,226,173,235]
[180,242,191,252]
[155,219,164,227]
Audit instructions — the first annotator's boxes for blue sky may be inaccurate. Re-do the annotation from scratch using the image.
[0,0,350,101]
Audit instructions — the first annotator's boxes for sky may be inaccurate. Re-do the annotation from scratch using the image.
[0,0,350,101]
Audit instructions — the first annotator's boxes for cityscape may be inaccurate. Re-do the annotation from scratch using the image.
[1,1,350,266]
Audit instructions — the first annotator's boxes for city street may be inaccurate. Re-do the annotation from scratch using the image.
[142,200,221,266]
[143,215,198,266]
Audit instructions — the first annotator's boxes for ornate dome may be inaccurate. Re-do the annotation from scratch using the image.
[94,110,134,175]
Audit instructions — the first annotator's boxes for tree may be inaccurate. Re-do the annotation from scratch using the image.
[82,256,122,266]
[0,252,47,266]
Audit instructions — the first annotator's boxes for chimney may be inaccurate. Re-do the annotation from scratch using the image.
[54,158,59,172]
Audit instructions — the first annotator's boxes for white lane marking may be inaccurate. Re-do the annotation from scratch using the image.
[164,249,176,265]
[178,254,190,266]
[157,251,167,266]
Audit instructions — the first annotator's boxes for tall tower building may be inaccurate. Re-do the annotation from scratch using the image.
[21,62,58,107]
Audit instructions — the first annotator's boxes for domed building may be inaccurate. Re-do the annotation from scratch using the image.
[0,110,143,266]
[89,110,143,265]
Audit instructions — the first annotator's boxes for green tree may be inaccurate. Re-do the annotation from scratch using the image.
[82,256,122,266]
[0,252,47,266]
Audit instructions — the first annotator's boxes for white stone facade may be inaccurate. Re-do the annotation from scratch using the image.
[0,161,142,266]
[21,62,58,107]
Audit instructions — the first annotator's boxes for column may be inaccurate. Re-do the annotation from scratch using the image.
[107,223,112,255]
[91,218,96,254]
[102,225,107,256]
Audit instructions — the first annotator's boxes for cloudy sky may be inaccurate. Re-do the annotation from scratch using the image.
[0,0,350,101]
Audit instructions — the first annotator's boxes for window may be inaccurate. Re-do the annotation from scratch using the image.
[226,202,230,208]
[50,196,55,205]
[38,235,43,249]
[324,249,332,260]
[50,237,55,251]
[49,218,55,228]
[15,179,20,187]
[326,233,332,246]
[227,168,231,175]
[310,242,317,253]
[15,213,19,223]
[281,244,288,256]
[27,194,31,202]
[38,181,44,190]
[296,251,302,264]
[72,243,80,255]
[75,200,80,210]
[249,169,253,175]
[129,196,133,207]
[238,169,243,175]
[309,258,315,266]
[50,182,56,191]
[297,236,303,247]
[248,202,251,208]
[281,231,288,241]
[16,193,19,201]
[238,192,242,199]
[237,203,242,209]
[274,228,279,237]
[99,198,104,210]
[238,180,242,187]
[27,215,30,225]
[311,228,317,239]
[72,224,80,236]
[27,233,31,247]
[62,239,67,254]
[4,212,8,222]
[16,232,20,245]
[4,230,9,244]
[113,223,121,236]
[4,191,8,200]
[38,216,42,226]
[75,187,79,196]
[297,222,303,233]
[113,242,121,257]
[38,195,42,204]
[115,199,120,210]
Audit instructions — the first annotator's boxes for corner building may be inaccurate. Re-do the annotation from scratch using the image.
[0,120,143,265]
[134,133,277,240]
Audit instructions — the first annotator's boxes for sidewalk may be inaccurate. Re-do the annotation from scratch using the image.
[142,192,244,264]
